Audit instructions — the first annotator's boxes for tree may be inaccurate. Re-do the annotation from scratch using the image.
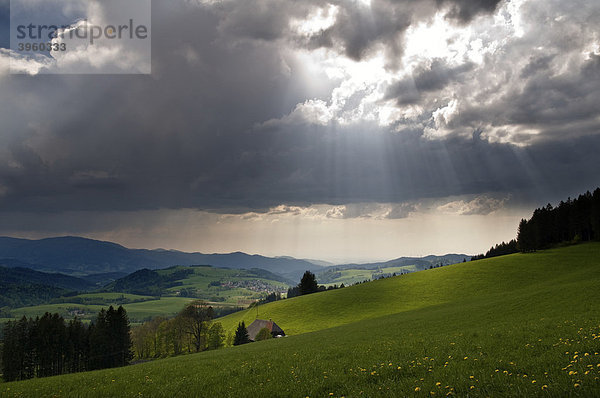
[233,321,250,346]
[89,306,132,369]
[89,308,110,370]
[206,322,225,350]
[66,317,88,373]
[254,327,272,341]
[298,271,319,295]
[286,286,300,298]
[179,300,214,352]
[112,306,133,367]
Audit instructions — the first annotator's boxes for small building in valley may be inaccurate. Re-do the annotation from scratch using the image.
[247,319,285,341]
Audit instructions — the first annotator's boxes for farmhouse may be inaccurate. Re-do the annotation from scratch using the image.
[247,319,285,341]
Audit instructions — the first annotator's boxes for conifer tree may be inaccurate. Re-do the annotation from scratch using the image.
[233,321,250,346]
[298,271,319,295]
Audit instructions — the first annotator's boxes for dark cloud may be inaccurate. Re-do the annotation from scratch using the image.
[385,59,473,105]
[0,0,8,49]
[212,0,502,69]
[0,0,599,222]
[439,0,503,23]
[519,54,556,79]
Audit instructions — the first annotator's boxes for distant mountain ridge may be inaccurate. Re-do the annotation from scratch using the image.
[0,236,323,280]
[328,253,471,271]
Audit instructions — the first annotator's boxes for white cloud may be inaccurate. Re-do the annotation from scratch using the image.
[437,195,509,215]
[0,48,52,76]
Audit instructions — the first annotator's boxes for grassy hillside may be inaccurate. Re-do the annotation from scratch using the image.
[3,243,600,397]
[216,242,599,336]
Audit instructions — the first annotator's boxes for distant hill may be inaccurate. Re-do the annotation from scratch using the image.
[322,253,470,273]
[336,253,470,270]
[0,236,323,279]
[0,266,95,308]
[80,272,130,287]
[104,265,294,297]
[0,265,95,291]
[315,254,470,285]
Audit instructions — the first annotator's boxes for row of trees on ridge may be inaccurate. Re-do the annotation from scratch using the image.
[516,189,600,252]
[473,187,600,259]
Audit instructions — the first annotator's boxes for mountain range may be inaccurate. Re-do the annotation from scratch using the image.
[0,236,470,283]
[0,236,323,281]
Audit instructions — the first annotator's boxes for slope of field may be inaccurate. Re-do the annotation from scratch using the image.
[216,242,600,336]
[3,243,600,397]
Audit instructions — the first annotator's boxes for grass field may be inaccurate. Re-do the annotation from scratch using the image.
[2,243,600,397]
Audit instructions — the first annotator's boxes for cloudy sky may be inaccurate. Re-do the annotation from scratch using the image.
[1,0,599,262]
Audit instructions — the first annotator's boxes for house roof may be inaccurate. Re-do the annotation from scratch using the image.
[247,319,285,341]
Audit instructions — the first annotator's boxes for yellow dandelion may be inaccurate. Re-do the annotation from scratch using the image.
[436,382,442,387]
[532,380,536,384]
[415,387,421,392]
[469,385,475,390]
[463,357,468,360]
[541,385,548,390]
[574,383,580,388]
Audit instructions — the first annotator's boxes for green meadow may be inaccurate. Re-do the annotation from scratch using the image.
[2,243,600,397]
[9,295,194,325]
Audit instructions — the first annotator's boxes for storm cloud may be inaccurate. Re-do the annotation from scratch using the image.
[1,0,599,219]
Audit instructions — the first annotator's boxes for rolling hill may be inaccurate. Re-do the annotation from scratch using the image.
[0,266,95,308]
[7,266,292,323]
[0,266,95,291]
[315,254,470,285]
[3,243,600,397]
[0,236,323,279]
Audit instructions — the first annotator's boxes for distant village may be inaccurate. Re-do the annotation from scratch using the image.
[218,279,287,294]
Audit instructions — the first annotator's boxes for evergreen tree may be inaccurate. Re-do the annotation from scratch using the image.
[113,306,133,367]
[2,320,20,381]
[233,321,250,346]
[36,312,66,377]
[516,188,600,252]
[298,271,319,295]
[89,308,110,370]
[66,317,88,373]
